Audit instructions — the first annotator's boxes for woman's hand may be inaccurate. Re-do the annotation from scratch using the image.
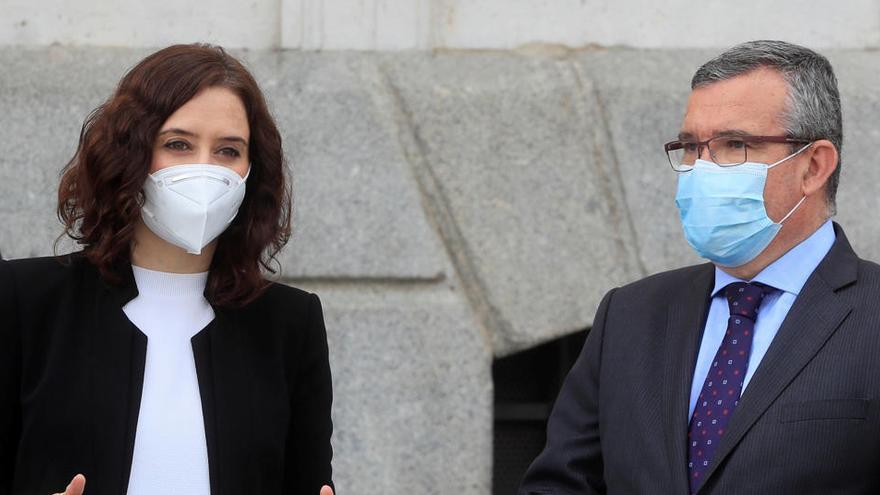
[51,474,85,495]
[51,474,325,495]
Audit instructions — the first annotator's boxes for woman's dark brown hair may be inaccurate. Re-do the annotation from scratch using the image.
[57,43,291,308]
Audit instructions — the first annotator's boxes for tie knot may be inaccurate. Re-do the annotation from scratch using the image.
[723,282,773,321]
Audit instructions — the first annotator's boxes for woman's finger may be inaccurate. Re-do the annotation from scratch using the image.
[319,485,333,495]
[62,474,86,495]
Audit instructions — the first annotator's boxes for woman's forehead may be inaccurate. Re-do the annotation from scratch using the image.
[160,86,249,138]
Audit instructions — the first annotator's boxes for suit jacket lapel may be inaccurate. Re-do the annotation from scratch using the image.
[663,263,715,494]
[698,224,859,491]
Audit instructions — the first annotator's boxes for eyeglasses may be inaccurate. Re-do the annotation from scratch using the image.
[664,135,812,172]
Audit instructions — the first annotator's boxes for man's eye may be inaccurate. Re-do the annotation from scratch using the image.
[683,142,699,152]
[164,140,189,151]
[725,139,746,150]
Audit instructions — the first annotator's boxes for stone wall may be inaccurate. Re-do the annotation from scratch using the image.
[2,46,879,493]
[4,1,879,50]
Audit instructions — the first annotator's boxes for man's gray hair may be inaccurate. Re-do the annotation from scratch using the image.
[692,40,842,212]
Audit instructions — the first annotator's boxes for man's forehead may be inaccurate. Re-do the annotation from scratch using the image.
[680,68,788,137]
[690,66,788,97]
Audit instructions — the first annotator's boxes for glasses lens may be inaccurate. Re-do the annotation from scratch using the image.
[667,142,696,171]
[708,137,747,166]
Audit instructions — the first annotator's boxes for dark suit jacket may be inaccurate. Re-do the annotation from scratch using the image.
[520,224,880,494]
[0,253,334,495]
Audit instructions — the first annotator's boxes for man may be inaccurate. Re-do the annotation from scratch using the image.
[519,40,879,494]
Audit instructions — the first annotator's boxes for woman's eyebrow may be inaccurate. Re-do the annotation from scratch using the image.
[218,136,248,146]
[157,127,196,137]
[158,128,247,146]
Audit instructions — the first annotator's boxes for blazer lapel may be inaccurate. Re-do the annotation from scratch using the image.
[191,309,254,495]
[697,224,859,491]
[663,263,715,494]
[88,261,147,493]
[192,318,221,495]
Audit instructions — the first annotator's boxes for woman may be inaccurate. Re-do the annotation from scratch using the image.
[0,44,334,495]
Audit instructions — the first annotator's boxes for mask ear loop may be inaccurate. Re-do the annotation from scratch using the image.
[769,141,812,224]
[778,195,807,224]
[767,141,813,169]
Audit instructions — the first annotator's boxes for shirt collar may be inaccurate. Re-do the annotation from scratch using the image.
[712,220,836,297]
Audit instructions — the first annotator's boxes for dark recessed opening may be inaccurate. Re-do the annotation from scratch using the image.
[492,328,589,494]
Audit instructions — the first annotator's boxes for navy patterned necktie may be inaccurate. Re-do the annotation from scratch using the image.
[687,281,774,493]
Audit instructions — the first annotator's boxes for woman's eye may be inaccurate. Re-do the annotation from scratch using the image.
[218,147,241,158]
[164,140,189,151]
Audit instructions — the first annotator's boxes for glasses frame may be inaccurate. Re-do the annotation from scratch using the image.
[664,135,812,171]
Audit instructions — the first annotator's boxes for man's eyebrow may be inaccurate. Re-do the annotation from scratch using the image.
[714,129,753,138]
[677,129,754,140]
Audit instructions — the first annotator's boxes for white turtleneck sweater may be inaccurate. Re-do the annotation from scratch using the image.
[122,265,214,495]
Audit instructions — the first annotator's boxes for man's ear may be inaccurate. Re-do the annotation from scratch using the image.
[802,139,838,197]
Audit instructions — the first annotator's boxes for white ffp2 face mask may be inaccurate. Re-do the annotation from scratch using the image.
[141,164,248,255]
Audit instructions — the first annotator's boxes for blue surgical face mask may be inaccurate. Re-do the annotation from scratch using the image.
[674,144,810,267]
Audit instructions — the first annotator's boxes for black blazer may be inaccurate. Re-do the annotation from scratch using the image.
[520,224,880,494]
[0,253,333,495]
